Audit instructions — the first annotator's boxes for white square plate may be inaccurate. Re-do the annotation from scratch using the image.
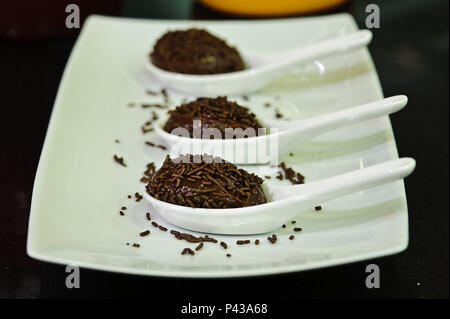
[27,14,409,278]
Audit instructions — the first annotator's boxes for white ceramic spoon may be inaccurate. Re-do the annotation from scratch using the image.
[143,157,416,235]
[145,30,372,95]
[154,95,408,164]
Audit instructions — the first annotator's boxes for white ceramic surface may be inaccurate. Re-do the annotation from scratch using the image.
[27,14,412,278]
[155,95,408,164]
[146,30,372,95]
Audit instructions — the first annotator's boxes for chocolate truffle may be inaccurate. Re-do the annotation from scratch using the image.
[146,154,267,208]
[163,97,263,138]
[150,28,245,74]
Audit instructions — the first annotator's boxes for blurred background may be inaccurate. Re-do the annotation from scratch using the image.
[0,0,448,299]
[0,0,355,40]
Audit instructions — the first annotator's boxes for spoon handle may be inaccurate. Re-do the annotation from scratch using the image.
[270,158,416,203]
[268,30,373,67]
[268,95,407,140]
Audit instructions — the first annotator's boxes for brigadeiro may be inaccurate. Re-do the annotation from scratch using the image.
[163,96,263,138]
[150,28,245,74]
[146,154,267,208]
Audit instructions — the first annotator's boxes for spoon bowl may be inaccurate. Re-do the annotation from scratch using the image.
[146,30,373,95]
[143,157,416,235]
[154,95,408,164]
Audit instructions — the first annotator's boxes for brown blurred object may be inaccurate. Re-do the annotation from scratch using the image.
[197,0,349,17]
[0,0,120,41]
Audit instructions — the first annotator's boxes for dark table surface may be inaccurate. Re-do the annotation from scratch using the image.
[0,0,448,300]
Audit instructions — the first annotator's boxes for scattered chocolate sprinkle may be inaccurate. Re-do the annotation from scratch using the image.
[141,103,167,109]
[195,242,204,251]
[282,224,286,228]
[220,241,228,249]
[115,139,120,143]
[276,171,283,180]
[255,239,259,245]
[158,225,168,231]
[140,230,150,237]
[275,109,283,118]
[121,206,127,210]
[141,126,154,134]
[113,155,127,167]
[267,234,278,244]
[294,227,302,232]
[135,192,143,202]
[291,221,296,224]
[226,253,231,257]
[128,195,132,199]
[236,240,250,245]
[279,162,305,185]
[119,211,124,216]
[151,221,158,228]
[161,89,169,103]
[289,152,294,156]
[265,176,271,179]
[315,205,322,211]
[289,235,295,240]
[145,141,167,151]
[181,248,195,256]
[146,212,151,220]
[132,243,140,248]
[264,102,271,107]
[242,95,249,101]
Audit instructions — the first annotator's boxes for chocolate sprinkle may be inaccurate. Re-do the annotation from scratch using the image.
[158,225,168,231]
[279,162,305,185]
[139,230,150,237]
[315,205,322,211]
[181,248,195,256]
[135,192,143,202]
[294,227,302,232]
[275,109,283,118]
[220,241,228,249]
[289,235,295,240]
[145,141,167,151]
[141,103,167,109]
[113,155,127,167]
